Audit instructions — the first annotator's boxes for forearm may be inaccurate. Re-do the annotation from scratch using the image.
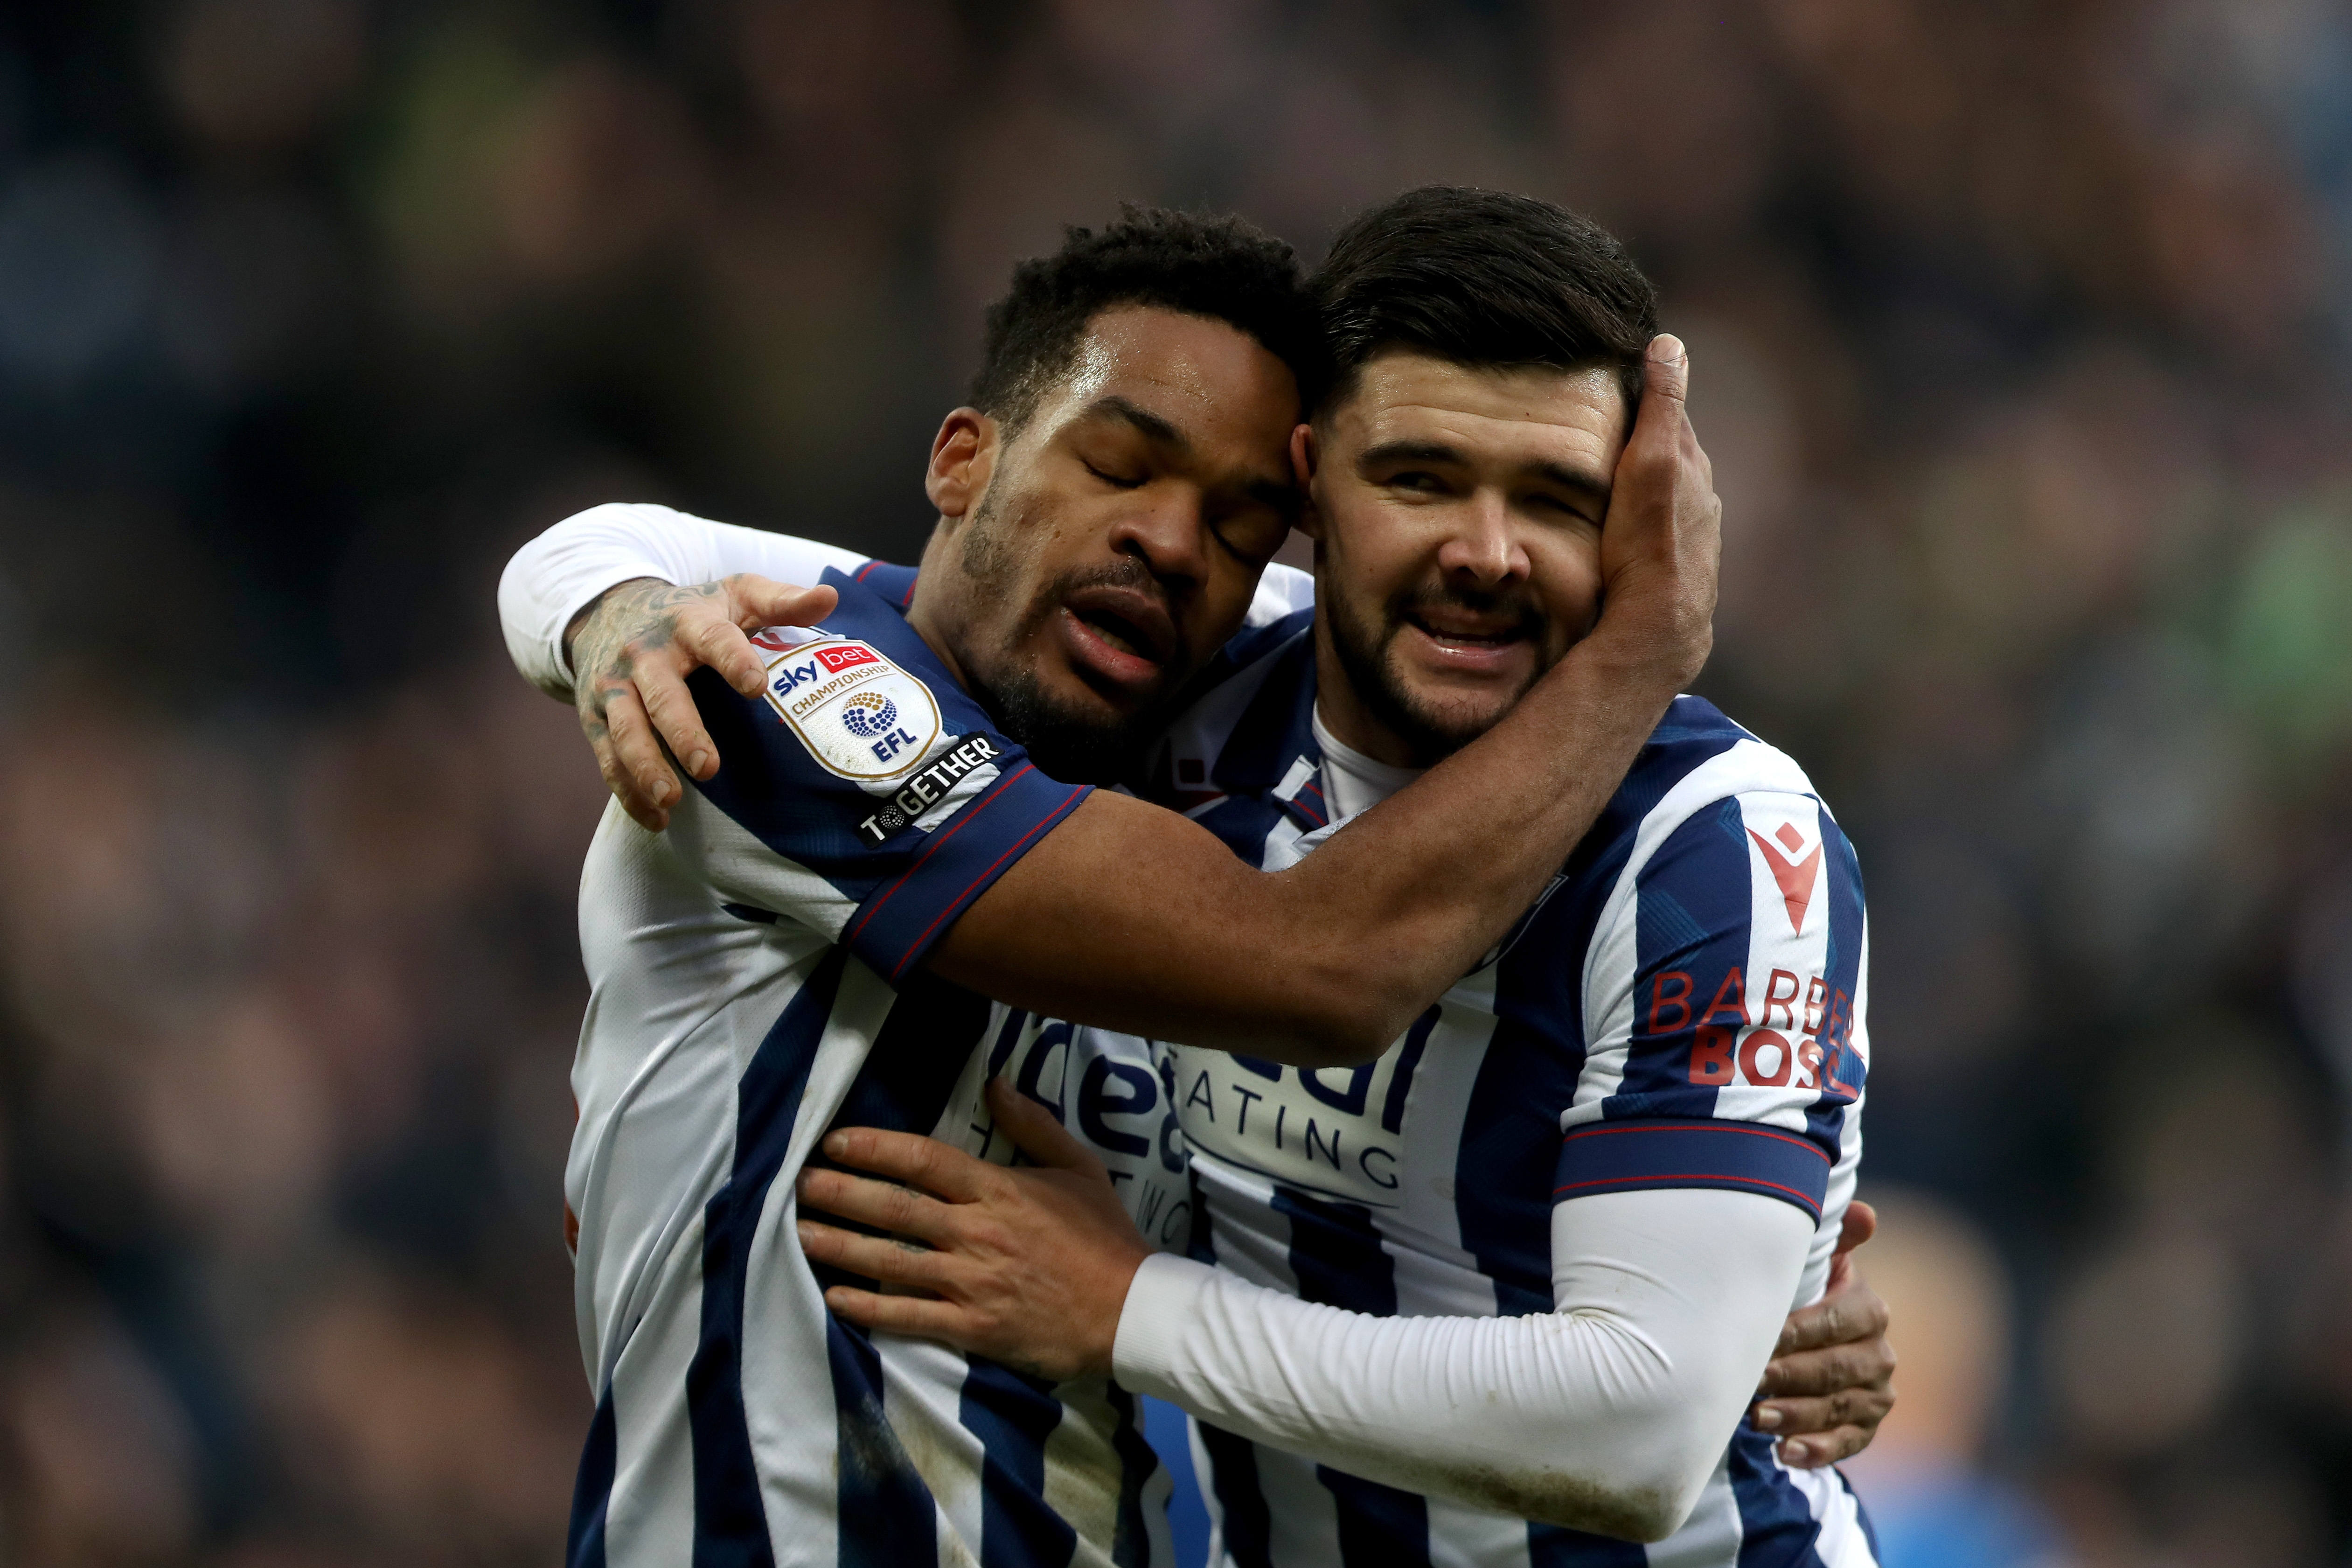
[1279,627,1687,1033]
[1112,1189,1809,1541]
[934,637,1680,1064]
[497,503,866,696]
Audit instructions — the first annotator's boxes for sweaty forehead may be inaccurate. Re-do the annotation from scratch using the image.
[1335,354,1628,464]
[1046,306,1300,446]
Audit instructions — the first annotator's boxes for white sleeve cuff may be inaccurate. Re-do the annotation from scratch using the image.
[497,503,703,698]
[495,502,876,698]
[1111,1251,1219,1399]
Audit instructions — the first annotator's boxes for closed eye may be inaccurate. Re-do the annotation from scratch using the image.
[1084,460,1147,490]
[1527,493,1601,524]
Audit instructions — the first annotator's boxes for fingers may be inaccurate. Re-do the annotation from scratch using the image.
[819,1283,967,1344]
[819,1127,997,1204]
[1774,1269,1889,1356]
[1760,1335,1897,1400]
[585,688,674,830]
[795,1218,950,1291]
[1766,1424,1872,1469]
[727,576,838,636]
[798,1166,957,1240]
[679,608,770,704]
[1610,336,1691,492]
[601,685,684,820]
[1752,1381,1895,1440]
[985,1079,1109,1175]
[637,661,721,781]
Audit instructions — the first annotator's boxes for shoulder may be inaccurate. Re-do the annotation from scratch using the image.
[836,558,917,611]
[1599,697,1842,868]
[1246,562,1315,625]
[1532,697,1857,964]
[1583,701,1866,981]
[694,578,1011,807]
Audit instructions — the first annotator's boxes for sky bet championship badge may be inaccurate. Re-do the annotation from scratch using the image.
[758,636,943,782]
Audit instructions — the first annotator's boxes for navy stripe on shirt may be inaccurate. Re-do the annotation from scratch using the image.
[686,947,850,1567]
[1197,1420,1274,1568]
[1273,1186,1432,1567]
[960,1361,1079,1568]
[831,1316,939,1568]
[565,1390,618,1568]
[1726,1426,1838,1568]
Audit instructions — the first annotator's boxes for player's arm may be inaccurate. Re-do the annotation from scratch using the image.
[805,781,1879,1536]
[497,503,861,827]
[933,340,1716,1063]
[514,341,1714,1063]
[798,1086,1868,1541]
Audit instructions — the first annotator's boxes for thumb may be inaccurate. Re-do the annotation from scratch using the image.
[1835,1199,1878,1259]
[728,576,839,633]
[1639,334,1688,417]
[986,1078,1102,1175]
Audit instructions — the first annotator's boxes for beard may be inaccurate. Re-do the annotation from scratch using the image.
[1323,577,1548,765]
[956,488,1179,785]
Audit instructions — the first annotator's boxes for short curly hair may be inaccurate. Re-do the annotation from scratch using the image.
[1312,187,1658,413]
[969,206,1324,436]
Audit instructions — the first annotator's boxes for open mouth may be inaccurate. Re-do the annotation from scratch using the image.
[1075,604,1160,663]
[1061,583,1177,671]
[1403,611,1531,650]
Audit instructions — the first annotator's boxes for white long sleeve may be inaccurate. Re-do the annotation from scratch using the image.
[1112,1187,1813,1542]
[495,503,872,698]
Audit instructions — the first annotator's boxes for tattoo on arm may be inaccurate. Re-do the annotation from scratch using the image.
[566,578,738,732]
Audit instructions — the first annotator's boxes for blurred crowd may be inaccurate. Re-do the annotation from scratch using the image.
[0,1,2347,1564]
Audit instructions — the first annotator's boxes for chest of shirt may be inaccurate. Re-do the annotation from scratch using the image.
[1162,962,1575,1217]
[936,1008,1198,1254]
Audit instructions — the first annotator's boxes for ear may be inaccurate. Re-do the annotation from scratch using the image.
[1289,423,1329,542]
[926,408,998,521]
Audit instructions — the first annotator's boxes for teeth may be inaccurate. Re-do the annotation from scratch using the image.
[1085,613,1144,658]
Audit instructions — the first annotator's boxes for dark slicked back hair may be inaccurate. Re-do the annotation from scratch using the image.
[969,206,1324,436]
[1311,186,1658,414]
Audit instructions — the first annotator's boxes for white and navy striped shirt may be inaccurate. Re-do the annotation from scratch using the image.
[564,562,1195,1568]
[1127,611,1879,1568]
[519,506,1876,1566]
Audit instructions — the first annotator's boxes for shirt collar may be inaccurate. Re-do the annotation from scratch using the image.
[1191,632,1329,831]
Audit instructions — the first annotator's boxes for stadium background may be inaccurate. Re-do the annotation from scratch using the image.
[0,1,2348,1564]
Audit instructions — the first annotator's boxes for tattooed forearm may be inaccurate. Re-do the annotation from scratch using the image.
[566,577,736,724]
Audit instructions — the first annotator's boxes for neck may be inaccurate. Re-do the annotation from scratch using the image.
[906,522,977,695]
[1309,607,1435,768]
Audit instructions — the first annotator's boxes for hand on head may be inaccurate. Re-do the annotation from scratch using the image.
[1587,334,1721,691]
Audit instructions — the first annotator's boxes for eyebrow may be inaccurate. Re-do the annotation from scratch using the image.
[1086,394,1299,516]
[1358,438,1612,506]
[1083,394,1191,453]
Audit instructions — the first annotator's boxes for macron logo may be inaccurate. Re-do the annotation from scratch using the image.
[1748,820,1824,934]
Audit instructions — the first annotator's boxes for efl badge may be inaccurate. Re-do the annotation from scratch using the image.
[760,637,942,781]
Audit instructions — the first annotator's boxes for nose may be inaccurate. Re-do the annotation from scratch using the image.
[1106,488,1211,595]
[1433,489,1529,588]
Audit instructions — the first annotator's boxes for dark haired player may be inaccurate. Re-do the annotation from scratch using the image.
[870,189,1881,1564]
[504,207,1720,1568]
[501,202,1891,1561]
